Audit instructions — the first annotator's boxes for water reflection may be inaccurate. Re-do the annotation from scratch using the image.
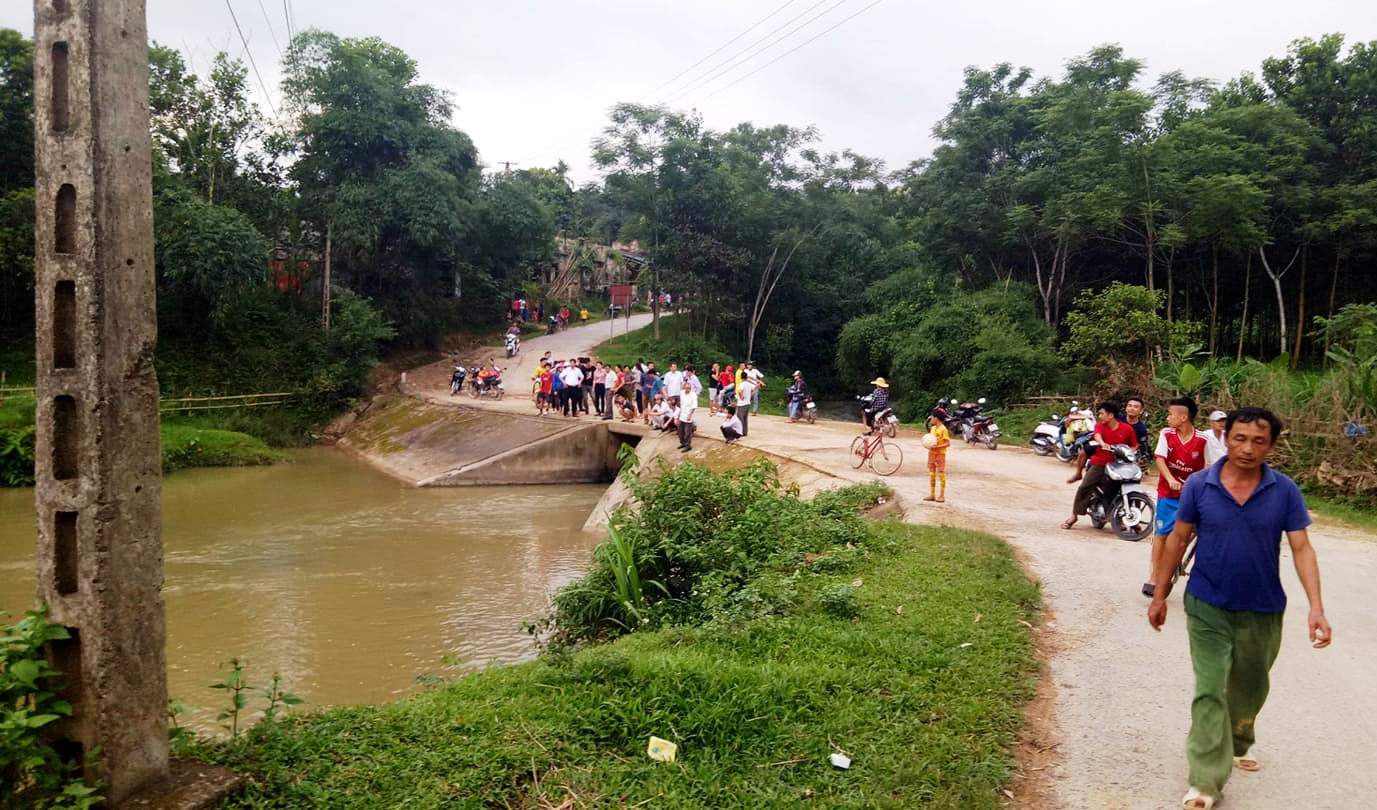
[0,449,603,730]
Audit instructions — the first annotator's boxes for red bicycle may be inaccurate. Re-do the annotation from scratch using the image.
[850,430,903,476]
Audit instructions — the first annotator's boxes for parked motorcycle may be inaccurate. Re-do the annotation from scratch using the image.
[449,365,467,396]
[505,333,520,358]
[858,394,899,438]
[1031,401,1088,462]
[1085,442,1155,541]
[969,412,1002,450]
[933,398,966,435]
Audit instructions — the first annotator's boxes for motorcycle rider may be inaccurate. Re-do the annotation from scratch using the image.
[1062,401,1138,530]
[786,371,807,422]
[861,378,890,433]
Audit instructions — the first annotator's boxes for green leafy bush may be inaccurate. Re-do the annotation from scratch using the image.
[1,608,102,809]
[543,458,887,647]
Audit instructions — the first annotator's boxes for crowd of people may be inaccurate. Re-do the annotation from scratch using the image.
[525,355,801,450]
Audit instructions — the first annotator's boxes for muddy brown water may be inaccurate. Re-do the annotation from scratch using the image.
[0,448,604,731]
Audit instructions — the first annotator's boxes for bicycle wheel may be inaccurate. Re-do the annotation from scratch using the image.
[849,435,868,469]
[869,438,903,476]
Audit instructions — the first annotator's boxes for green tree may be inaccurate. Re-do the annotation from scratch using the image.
[0,29,33,340]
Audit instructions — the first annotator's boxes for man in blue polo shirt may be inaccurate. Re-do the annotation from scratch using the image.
[1147,407,1332,810]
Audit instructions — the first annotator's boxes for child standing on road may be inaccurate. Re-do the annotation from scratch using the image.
[924,409,951,502]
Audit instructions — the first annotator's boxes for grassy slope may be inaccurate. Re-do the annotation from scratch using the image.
[200,521,1039,808]
[2,395,281,480]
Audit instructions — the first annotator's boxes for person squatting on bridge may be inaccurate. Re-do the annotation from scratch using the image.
[1148,407,1332,810]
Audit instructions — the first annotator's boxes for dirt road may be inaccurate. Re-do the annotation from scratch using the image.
[412,316,1377,809]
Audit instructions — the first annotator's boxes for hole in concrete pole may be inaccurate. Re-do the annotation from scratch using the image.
[54,280,76,368]
[54,511,79,595]
[53,739,84,769]
[53,395,79,480]
[55,184,76,254]
[51,42,70,132]
[53,0,70,15]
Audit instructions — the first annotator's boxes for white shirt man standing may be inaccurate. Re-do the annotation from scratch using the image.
[662,363,684,404]
[735,375,757,437]
[559,362,584,418]
[677,381,697,451]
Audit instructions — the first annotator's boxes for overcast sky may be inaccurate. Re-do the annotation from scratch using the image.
[6,1,1376,183]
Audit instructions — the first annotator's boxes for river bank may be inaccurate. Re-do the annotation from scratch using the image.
[190,472,1040,808]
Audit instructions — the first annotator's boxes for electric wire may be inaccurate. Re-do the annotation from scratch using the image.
[691,0,887,105]
[224,0,280,119]
[520,1,827,165]
[638,0,801,101]
[659,0,843,106]
[255,0,283,59]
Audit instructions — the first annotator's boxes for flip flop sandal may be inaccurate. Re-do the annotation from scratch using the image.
[1182,787,1219,809]
[1233,755,1260,772]
[1061,518,1078,530]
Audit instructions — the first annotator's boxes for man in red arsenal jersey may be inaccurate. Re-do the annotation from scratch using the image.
[1142,397,1224,595]
[1063,401,1138,530]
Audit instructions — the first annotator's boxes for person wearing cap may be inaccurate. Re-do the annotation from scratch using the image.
[786,371,808,422]
[1206,410,1229,459]
[862,378,890,433]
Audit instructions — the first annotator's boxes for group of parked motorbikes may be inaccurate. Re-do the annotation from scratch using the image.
[1029,401,1155,542]
[934,397,1002,450]
[449,365,505,399]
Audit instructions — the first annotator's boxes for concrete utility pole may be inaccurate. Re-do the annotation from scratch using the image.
[31,0,167,801]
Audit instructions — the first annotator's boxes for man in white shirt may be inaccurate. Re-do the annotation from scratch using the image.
[677,381,698,451]
[735,375,756,437]
[662,363,684,405]
[559,360,584,417]
[1205,410,1229,458]
[684,366,703,399]
[744,363,765,414]
[720,409,743,444]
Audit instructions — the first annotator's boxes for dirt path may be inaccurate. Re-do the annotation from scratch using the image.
[410,317,1377,809]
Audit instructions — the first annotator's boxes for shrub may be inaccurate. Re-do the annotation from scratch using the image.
[542,459,887,647]
[1,608,102,808]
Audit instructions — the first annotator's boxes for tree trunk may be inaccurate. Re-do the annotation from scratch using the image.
[1290,244,1308,368]
[652,266,660,340]
[1236,253,1251,362]
[322,222,333,333]
[1208,244,1219,356]
[1324,254,1341,364]
[1166,253,1175,321]
[1258,246,1301,360]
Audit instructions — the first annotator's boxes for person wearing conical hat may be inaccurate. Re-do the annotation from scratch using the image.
[862,377,890,433]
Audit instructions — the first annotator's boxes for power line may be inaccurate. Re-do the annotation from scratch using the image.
[255,0,283,59]
[638,0,801,101]
[662,0,850,106]
[518,1,831,165]
[224,0,280,119]
[282,0,295,41]
[691,0,887,106]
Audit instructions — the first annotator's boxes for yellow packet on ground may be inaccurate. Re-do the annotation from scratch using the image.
[647,736,677,762]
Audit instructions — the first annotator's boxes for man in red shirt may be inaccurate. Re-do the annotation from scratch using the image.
[1142,396,1223,595]
[1063,401,1138,530]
